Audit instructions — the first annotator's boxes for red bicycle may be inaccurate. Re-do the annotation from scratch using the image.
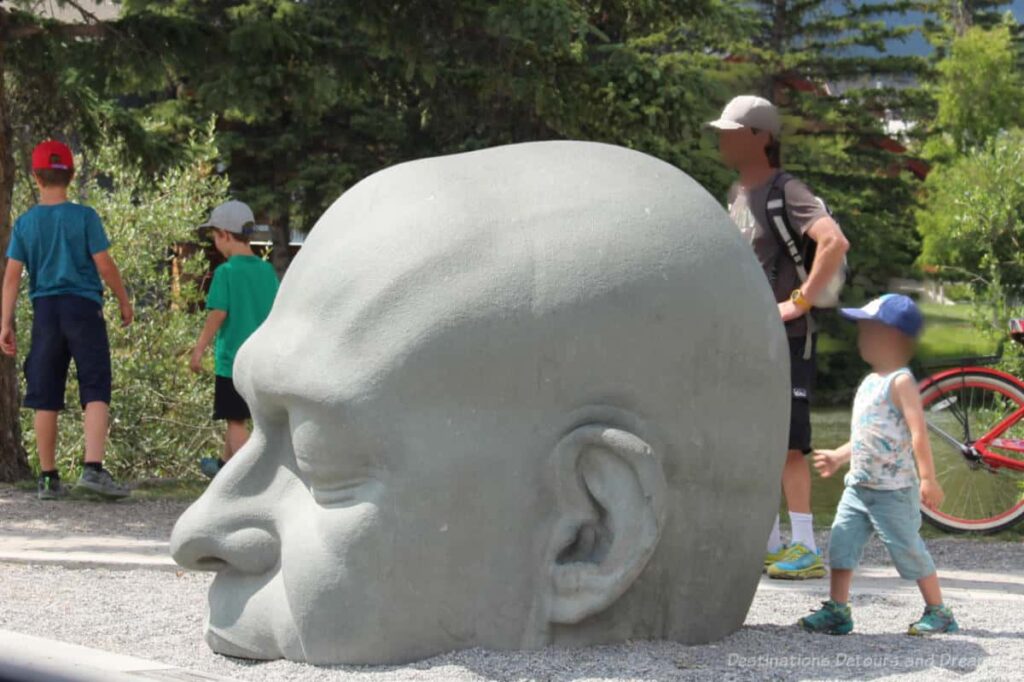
[918,319,1024,533]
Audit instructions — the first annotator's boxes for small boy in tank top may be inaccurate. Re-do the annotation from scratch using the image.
[799,294,958,636]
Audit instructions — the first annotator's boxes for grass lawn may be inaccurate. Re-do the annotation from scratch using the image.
[917,302,998,361]
[820,302,997,364]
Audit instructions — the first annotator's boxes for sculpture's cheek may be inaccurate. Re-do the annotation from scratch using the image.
[277,498,400,663]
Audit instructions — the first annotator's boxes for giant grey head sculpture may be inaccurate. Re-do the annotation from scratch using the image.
[170,141,789,665]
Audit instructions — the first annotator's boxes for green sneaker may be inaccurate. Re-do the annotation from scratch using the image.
[798,600,853,635]
[767,542,827,580]
[908,605,959,636]
[764,544,789,572]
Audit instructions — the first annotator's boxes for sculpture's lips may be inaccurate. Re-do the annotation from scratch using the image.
[205,626,280,661]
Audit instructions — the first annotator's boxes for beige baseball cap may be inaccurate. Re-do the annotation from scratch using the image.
[707,95,782,137]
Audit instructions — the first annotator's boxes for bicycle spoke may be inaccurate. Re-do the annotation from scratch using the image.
[927,421,966,450]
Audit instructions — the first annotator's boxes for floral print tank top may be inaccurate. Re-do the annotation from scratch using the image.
[846,368,918,490]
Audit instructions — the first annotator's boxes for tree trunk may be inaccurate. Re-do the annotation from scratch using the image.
[0,30,31,482]
[951,1,970,37]
[767,1,788,104]
[268,210,292,278]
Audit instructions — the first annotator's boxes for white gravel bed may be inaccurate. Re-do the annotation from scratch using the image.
[2,551,1022,682]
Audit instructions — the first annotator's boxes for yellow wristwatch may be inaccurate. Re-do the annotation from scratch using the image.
[790,289,812,311]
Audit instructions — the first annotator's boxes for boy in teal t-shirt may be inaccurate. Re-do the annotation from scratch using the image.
[1,140,133,500]
[189,201,279,477]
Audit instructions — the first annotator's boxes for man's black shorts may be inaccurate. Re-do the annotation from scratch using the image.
[23,295,111,411]
[789,333,817,455]
[213,374,251,421]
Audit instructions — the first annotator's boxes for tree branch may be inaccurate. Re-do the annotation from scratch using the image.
[6,21,106,40]
[0,6,107,41]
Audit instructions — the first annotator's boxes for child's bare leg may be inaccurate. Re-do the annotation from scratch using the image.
[831,568,853,604]
[917,573,942,606]
[83,401,108,464]
[225,419,249,461]
[34,410,59,471]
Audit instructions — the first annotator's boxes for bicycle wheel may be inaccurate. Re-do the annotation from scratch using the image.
[919,368,1024,533]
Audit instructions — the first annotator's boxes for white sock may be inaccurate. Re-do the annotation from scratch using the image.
[789,511,816,552]
[766,514,783,553]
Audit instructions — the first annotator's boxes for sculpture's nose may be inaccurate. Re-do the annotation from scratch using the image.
[170,442,281,575]
[171,516,279,574]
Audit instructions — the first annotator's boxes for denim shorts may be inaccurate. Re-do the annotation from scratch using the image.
[828,484,936,580]
[23,295,111,411]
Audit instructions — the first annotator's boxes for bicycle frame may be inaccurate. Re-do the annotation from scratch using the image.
[921,366,1024,472]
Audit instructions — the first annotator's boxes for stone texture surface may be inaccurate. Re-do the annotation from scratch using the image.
[170,141,790,664]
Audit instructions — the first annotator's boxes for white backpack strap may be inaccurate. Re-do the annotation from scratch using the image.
[768,173,815,358]
[768,206,809,282]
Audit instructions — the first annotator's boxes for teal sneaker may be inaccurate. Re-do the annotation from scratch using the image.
[200,457,224,479]
[908,605,959,636]
[767,542,827,580]
[798,600,853,635]
[763,544,789,572]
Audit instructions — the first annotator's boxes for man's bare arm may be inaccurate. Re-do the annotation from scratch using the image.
[801,216,849,304]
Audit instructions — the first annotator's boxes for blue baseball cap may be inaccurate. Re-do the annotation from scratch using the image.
[840,294,923,339]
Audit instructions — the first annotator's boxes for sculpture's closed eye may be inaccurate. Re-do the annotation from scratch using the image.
[308,476,382,508]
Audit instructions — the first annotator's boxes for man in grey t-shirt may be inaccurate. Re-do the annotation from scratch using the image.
[709,95,849,580]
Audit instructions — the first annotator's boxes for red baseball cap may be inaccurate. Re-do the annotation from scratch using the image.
[31,140,74,171]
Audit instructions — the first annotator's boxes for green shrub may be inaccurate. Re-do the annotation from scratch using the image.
[13,127,230,481]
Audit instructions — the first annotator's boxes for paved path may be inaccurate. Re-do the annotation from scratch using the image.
[4,523,1022,597]
[0,530,175,569]
[760,564,1024,599]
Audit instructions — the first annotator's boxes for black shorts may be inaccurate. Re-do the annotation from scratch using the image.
[213,374,251,421]
[789,334,817,455]
[23,295,111,411]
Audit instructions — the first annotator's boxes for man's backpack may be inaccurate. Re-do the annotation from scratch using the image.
[765,172,847,308]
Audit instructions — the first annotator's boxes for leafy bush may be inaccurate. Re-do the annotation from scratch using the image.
[13,127,230,481]
[917,128,1024,381]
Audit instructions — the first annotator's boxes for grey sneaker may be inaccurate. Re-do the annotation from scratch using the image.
[37,475,67,500]
[75,466,130,499]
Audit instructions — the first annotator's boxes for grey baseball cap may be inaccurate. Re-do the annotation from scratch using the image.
[197,200,256,239]
[707,95,782,137]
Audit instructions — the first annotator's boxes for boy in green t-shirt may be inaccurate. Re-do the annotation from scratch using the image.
[190,201,279,477]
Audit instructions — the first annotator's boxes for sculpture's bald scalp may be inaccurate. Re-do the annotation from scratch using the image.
[242,142,781,413]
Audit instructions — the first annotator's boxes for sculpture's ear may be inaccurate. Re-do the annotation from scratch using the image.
[546,425,667,624]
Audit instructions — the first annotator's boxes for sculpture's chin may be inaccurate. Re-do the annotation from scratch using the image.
[205,626,282,661]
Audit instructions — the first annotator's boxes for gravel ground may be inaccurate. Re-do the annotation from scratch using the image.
[1,486,1022,681]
